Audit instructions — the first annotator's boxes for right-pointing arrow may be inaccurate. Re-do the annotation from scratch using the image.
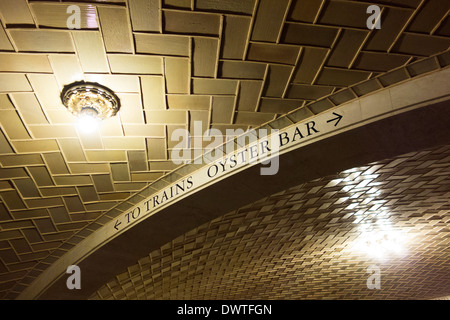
[327,112,343,127]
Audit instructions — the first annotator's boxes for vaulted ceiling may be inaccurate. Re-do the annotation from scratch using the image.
[90,143,450,300]
[0,0,449,299]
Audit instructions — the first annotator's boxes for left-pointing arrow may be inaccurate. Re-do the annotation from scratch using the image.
[327,112,343,127]
[114,220,121,231]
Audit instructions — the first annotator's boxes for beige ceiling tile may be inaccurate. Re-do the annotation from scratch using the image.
[220,60,266,79]
[85,150,127,162]
[141,76,166,110]
[111,163,131,182]
[251,0,290,42]
[116,93,145,124]
[98,193,130,201]
[0,203,13,221]
[78,130,103,150]
[0,154,43,167]
[27,74,63,109]
[0,110,30,140]
[247,43,299,65]
[0,23,13,51]
[129,0,161,32]
[263,65,293,98]
[135,34,189,56]
[45,109,76,125]
[99,116,123,137]
[85,74,140,93]
[30,3,98,29]
[114,182,147,192]
[145,110,188,124]
[236,81,263,112]
[167,95,211,110]
[287,84,334,100]
[353,52,410,72]
[163,10,220,36]
[146,138,167,160]
[97,7,133,53]
[292,47,329,84]
[259,98,303,114]
[409,0,448,33]
[10,93,48,125]
[149,161,180,172]
[128,151,148,172]
[77,186,99,203]
[43,153,69,175]
[0,53,52,73]
[167,124,188,149]
[131,172,164,182]
[69,163,110,175]
[58,139,86,162]
[40,187,77,197]
[318,1,369,29]
[189,110,210,134]
[0,74,32,93]
[0,129,14,154]
[27,166,54,187]
[108,55,163,75]
[0,94,14,110]
[0,190,26,210]
[391,33,450,56]
[221,15,251,60]
[212,96,235,124]
[32,218,57,234]
[28,126,77,140]
[196,0,255,14]
[92,174,114,192]
[9,30,74,53]
[26,197,64,209]
[72,31,109,73]
[122,124,165,137]
[163,0,191,8]
[327,29,369,68]
[316,68,371,87]
[281,23,338,47]
[234,112,276,126]
[192,37,219,78]
[103,137,146,150]
[63,196,86,213]
[365,8,413,52]
[192,78,237,95]
[0,168,28,180]
[0,181,13,190]
[165,57,190,94]
[53,175,92,186]
[47,206,71,224]
[289,0,323,23]
[84,201,117,212]
[48,55,84,88]
[0,0,34,25]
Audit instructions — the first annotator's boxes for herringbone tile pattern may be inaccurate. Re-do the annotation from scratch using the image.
[90,144,450,300]
[0,0,449,299]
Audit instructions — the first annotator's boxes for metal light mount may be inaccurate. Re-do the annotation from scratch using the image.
[61,81,120,120]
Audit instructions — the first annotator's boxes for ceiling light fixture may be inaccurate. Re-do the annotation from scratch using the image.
[61,81,120,133]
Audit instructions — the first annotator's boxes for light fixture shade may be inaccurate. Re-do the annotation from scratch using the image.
[61,81,120,120]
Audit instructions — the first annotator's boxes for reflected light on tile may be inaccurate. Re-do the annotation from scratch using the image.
[353,224,409,260]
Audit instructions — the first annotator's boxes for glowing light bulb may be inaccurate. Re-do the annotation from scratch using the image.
[76,108,99,134]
